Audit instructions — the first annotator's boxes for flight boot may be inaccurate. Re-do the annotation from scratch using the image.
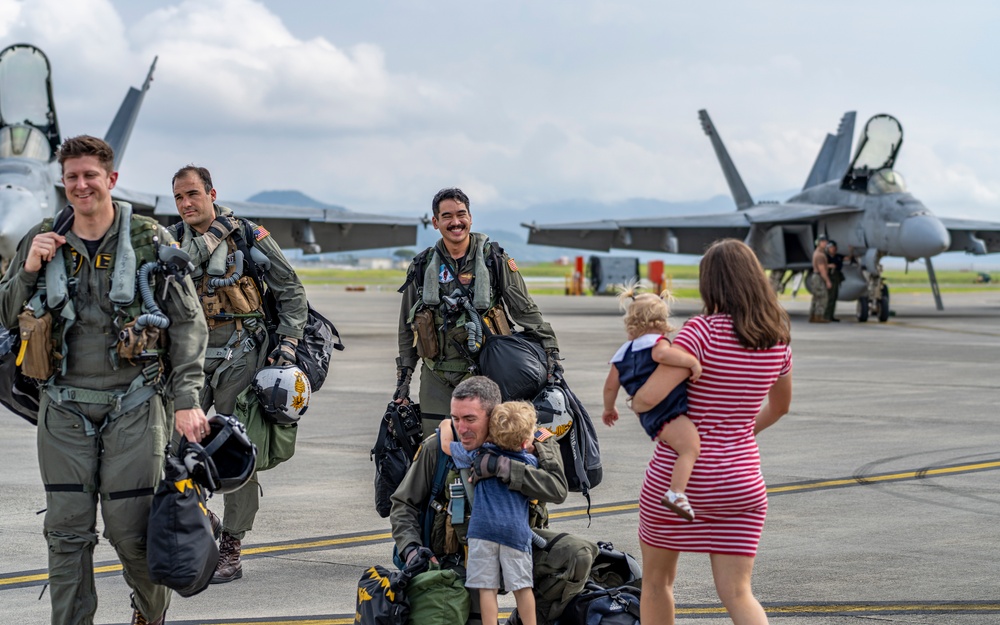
[212,532,243,583]
[130,594,167,624]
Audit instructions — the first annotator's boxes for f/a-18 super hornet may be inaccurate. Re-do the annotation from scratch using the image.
[524,110,1000,321]
[0,43,418,269]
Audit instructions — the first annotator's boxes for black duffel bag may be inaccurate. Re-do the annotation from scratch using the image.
[371,402,423,518]
[0,326,41,425]
[147,453,220,597]
[477,332,547,401]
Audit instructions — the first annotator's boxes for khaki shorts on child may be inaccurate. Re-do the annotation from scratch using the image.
[464,538,533,591]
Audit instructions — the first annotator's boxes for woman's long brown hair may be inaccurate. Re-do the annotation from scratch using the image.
[698,239,791,349]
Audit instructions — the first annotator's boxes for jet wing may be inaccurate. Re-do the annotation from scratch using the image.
[937,216,1000,254]
[524,203,859,253]
[112,188,419,253]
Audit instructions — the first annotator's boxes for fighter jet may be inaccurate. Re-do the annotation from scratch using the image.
[0,43,418,269]
[523,110,1000,321]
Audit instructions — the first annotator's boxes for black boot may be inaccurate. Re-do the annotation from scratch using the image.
[211,532,243,583]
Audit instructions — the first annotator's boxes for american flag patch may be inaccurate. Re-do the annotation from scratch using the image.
[507,258,518,272]
[534,427,553,442]
[253,225,270,241]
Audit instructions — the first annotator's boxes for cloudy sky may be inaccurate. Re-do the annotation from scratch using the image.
[2,0,998,221]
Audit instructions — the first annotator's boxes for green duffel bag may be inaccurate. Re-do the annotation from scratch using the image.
[234,386,298,472]
[406,563,470,625]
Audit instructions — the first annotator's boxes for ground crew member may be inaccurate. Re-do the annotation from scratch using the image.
[0,136,209,625]
[809,235,831,323]
[394,188,561,437]
[171,165,308,584]
[390,376,568,625]
[824,240,845,322]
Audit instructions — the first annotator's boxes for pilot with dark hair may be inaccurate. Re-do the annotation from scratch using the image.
[170,165,309,584]
[393,187,560,438]
[809,235,831,323]
[824,240,845,322]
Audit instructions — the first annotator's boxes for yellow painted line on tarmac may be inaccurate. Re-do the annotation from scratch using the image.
[243,531,392,556]
[768,459,1000,494]
[3,459,998,589]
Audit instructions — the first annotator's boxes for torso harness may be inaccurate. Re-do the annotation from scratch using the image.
[18,204,186,435]
[401,236,513,376]
[171,219,273,388]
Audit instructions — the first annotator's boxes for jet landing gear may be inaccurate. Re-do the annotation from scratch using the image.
[857,276,890,323]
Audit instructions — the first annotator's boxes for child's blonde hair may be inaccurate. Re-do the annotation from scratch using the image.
[489,401,537,451]
[618,281,675,340]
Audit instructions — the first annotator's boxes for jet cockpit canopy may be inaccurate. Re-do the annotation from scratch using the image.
[842,114,903,193]
[0,44,61,159]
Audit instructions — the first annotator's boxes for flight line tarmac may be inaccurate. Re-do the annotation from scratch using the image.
[2,287,999,624]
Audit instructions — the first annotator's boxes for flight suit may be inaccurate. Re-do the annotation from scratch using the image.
[0,203,207,625]
[176,204,308,540]
[824,253,845,321]
[397,233,558,437]
[389,432,568,624]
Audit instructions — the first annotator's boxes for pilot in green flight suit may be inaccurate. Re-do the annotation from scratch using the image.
[0,136,208,625]
[394,188,560,437]
[171,165,308,584]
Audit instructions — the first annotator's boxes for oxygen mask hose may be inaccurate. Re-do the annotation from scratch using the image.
[134,262,170,331]
[461,299,483,354]
[207,250,244,289]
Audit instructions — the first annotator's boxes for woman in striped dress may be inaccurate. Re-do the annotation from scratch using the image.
[630,239,793,625]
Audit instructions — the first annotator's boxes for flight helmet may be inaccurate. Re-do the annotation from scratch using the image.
[253,364,311,425]
[182,414,256,494]
[532,384,573,440]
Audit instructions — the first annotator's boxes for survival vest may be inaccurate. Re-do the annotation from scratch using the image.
[30,209,163,376]
[399,237,513,375]
[168,218,344,392]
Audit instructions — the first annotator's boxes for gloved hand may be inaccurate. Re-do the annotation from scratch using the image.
[471,452,512,485]
[546,348,564,383]
[393,357,414,403]
[267,336,298,366]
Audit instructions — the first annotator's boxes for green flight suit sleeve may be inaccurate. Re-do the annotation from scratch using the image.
[389,433,439,556]
[252,225,308,340]
[157,225,209,410]
[396,262,420,371]
[0,226,44,328]
[497,251,559,352]
[507,436,568,504]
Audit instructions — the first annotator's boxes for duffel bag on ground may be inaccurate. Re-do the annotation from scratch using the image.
[561,581,641,625]
[405,562,470,625]
[508,529,599,624]
[356,548,434,625]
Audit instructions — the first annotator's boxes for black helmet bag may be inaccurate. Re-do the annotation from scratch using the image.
[477,332,547,401]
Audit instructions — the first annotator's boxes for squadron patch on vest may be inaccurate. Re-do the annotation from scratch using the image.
[253,225,270,241]
[438,264,453,283]
[94,253,112,270]
[458,272,473,285]
[68,250,84,275]
[507,258,518,272]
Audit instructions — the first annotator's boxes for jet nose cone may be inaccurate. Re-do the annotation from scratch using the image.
[899,214,950,259]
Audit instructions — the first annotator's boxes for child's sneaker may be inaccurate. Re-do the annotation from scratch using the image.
[661,489,695,521]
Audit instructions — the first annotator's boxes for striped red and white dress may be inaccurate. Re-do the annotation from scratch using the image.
[638,314,792,557]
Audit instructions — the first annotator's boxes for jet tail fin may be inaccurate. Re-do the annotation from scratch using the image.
[104,56,157,171]
[803,111,855,189]
[698,110,754,210]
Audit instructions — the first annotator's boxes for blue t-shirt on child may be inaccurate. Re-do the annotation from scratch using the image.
[449,441,538,553]
[611,333,689,440]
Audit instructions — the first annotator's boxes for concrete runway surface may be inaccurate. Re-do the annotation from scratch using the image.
[2,287,999,624]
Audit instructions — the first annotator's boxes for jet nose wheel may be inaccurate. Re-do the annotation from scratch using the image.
[857,297,869,322]
[877,284,890,322]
